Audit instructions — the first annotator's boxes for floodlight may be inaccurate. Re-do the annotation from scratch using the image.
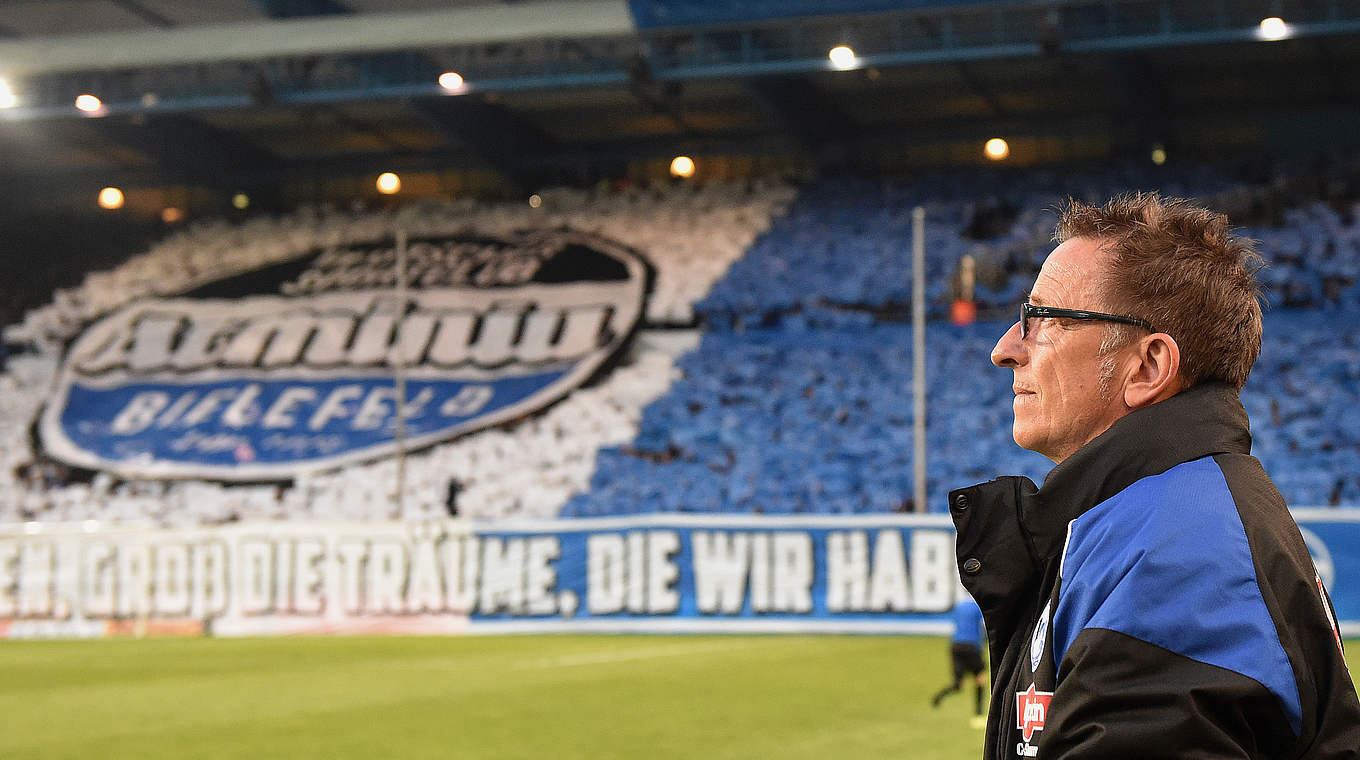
[984,138,1010,161]
[75,94,103,113]
[828,45,857,71]
[439,72,466,92]
[1258,17,1289,41]
[98,187,124,210]
[670,156,696,178]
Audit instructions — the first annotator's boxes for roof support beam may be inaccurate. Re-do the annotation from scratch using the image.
[743,75,851,155]
[0,0,633,76]
[96,114,281,181]
[407,94,560,191]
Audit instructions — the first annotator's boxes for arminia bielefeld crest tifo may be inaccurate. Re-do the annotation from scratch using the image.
[39,229,648,480]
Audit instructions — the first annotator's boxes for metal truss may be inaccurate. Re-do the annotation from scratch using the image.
[1,0,1358,121]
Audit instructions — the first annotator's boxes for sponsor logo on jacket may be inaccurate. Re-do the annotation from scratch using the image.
[1017,684,1053,743]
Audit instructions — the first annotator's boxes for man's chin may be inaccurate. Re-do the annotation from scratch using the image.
[1011,425,1041,454]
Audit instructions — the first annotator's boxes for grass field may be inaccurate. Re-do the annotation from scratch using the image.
[1,635,1357,759]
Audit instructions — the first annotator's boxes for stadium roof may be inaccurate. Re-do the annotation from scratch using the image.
[0,0,1357,216]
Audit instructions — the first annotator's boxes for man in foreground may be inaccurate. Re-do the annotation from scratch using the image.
[950,193,1360,758]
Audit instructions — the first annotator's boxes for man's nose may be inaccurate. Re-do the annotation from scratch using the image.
[991,320,1025,368]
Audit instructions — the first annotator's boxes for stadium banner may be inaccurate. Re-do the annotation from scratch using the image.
[0,512,1356,639]
[37,229,648,482]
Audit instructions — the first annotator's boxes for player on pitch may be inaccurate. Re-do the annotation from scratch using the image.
[931,594,988,729]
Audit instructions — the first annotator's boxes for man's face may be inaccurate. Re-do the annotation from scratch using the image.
[991,237,1129,463]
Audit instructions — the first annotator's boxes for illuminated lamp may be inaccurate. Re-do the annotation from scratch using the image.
[1258,17,1289,41]
[438,72,466,92]
[984,138,1010,161]
[97,187,124,210]
[828,45,857,71]
[376,172,401,195]
[670,155,696,179]
[75,94,103,114]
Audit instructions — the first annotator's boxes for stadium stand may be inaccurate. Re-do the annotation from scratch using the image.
[1,162,1358,525]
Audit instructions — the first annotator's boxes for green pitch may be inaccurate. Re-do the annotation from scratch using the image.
[0,635,1357,760]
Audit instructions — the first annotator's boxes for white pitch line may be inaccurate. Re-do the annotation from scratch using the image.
[517,640,759,669]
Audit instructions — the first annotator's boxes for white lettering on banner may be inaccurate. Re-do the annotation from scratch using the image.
[19,542,56,618]
[444,534,479,614]
[337,541,366,615]
[627,532,646,613]
[0,521,981,636]
[439,385,494,417]
[868,530,910,612]
[193,541,230,620]
[113,384,493,437]
[585,531,680,615]
[480,537,526,614]
[153,543,191,617]
[309,385,363,430]
[827,530,956,613]
[369,542,408,614]
[71,299,625,376]
[77,541,226,620]
[691,532,815,615]
[81,542,115,618]
[525,537,560,616]
[408,533,444,614]
[293,539,325,615]
[646,532,680,614]
[221,385,262,428]
[587,534,626,614]
[112,392,169,435]
[182,389,237,427]
[240,540,274,615]
[827,531,869,612]
[773,533,814,613]
[693,532,751,614]
[911,530,955,611]
[263,387,317,429]
[0,541,17,617]
[117,542,151,618]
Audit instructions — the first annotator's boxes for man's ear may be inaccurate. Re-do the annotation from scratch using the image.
[1122,333,1182,409]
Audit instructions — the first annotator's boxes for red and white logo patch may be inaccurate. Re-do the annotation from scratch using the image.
[1016,684,1053,743]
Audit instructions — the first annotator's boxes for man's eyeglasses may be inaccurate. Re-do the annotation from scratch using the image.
[1019,301,1154,339]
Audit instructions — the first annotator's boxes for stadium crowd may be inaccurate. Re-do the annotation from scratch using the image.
[1,162,1357,525]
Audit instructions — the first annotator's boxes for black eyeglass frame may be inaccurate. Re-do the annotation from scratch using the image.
[1020,301,1154,339]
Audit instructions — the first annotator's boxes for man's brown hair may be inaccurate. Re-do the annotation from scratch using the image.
[1055,192,1264,391]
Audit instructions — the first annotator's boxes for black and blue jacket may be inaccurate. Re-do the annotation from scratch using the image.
[951,382,1360,759]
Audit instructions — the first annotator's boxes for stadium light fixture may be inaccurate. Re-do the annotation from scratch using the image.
[670,155,696,179]
[1257,17,1289,41]
[98,187,124,210]
[0,78,17,109]
[438,71,466,93]
[984,137,1010,161]
[75,93,104,114]
[828,45,858,71]
[376,172,402,195]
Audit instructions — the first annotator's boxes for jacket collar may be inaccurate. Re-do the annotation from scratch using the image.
[1019,381,1253,560]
